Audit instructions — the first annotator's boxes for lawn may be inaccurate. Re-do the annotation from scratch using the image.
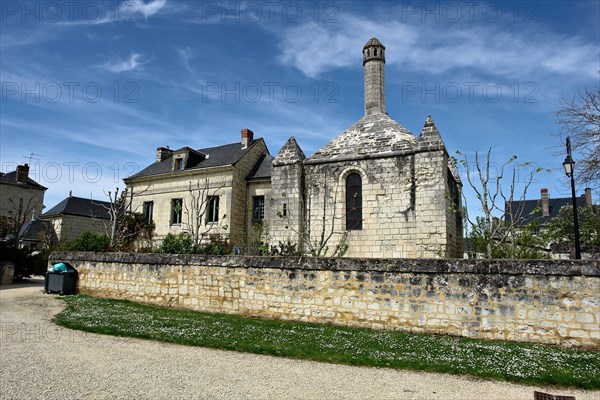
[53,295,600,389]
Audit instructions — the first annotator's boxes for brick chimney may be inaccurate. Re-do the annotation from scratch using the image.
[241,128,254,150]
[584,188,592,207]
[16,164,29,183]
[540,188,550,217]
[156,147,173,163]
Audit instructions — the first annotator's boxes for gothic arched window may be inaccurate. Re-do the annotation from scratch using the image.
[346,173,362,230]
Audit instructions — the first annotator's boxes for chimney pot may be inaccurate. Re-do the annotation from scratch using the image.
[241,129,254,149]
[16,163,29,183]
[540,188,550,217]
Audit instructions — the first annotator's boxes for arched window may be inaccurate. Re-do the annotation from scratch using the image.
[346,173,362,230]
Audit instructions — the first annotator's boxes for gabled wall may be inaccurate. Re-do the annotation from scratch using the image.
[46,214,109,242]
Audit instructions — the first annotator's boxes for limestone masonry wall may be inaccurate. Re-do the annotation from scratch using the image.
[49,252,599,348]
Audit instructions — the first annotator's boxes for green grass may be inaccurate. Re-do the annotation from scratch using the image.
[53,295,600,389]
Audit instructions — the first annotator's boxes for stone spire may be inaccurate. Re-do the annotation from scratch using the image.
[416,115,446,151]
[363,37,386,116]
[273,136,305,166]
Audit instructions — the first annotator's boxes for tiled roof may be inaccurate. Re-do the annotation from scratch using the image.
[0,171,47,190]
[43,196,111,220]
[305,113,417,164]
[127,139,265,180]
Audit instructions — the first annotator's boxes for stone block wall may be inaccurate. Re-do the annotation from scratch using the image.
[50,252,599,348]
[128,171,233,243]
[303,153,458,259]
[0,183,44,220]
[269,163,304,252]
[230,140,269,246]
[50,214,110,242]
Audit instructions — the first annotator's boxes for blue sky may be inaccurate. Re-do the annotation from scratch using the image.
[1,0,599,220]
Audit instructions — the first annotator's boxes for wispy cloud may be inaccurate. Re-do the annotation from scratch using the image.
[130,0,167,19]
[51,0,167,26]
[103,53,146,73]
[277,13,599,81]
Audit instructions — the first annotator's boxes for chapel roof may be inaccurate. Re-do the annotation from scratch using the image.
[305,113,417,164]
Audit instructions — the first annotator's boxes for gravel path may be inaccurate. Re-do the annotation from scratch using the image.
[1,279,596,400]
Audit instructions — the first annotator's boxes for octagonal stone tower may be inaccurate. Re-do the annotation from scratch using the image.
[363,37,386,116]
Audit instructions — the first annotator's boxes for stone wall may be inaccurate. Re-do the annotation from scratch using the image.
[302,152,461,259]
[48,214,109,242]
[230,140,269,246]
[50,252,599,348]
[0,183,45,221]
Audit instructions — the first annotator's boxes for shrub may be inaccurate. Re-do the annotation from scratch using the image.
[0,242,48,280]
[62,232,111,252]
[156,232,194,254]
[199,234,232,255]
[270,240,298,256]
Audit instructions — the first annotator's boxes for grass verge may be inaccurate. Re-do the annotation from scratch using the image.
[53,295,599,389]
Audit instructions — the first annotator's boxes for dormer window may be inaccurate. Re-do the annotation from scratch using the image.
[174,157,185,171]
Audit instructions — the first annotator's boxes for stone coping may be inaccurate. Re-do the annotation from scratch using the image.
[49,252,599,277]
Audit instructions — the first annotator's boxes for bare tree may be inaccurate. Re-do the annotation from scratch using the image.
[182,178,227,246]
[101,186,153,250]
[1,196,42,246]
[455,149,542,259]
[277,175,349,258]
[554,89,600,190]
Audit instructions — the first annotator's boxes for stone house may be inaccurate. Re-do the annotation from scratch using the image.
[0,163,46,240]
[507,188,592,226]
[506,188,597,258]
[124,135,271,247]
[41,195,112,242]
[125,38,463,258]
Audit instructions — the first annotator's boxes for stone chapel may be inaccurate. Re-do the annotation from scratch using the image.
[125,38,463,258]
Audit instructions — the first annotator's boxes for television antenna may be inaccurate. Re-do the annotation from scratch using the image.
[23,153,43,164]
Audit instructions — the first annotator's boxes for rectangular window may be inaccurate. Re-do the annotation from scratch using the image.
[171,198,182,224]
[252,196,265,224]
[174,158,184,170]
[206,196,219,224]
[143,201,154,224]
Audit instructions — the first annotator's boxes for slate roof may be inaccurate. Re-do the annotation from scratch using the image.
[19,219,58,244]
[0,171,47,190]
[247,154,274,180]
[505,196,588,226]
[126,139,266,180]
[43,196,111,220]
[305,113,417,164]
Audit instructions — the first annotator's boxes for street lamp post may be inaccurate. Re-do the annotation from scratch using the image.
[562,136,581,259]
